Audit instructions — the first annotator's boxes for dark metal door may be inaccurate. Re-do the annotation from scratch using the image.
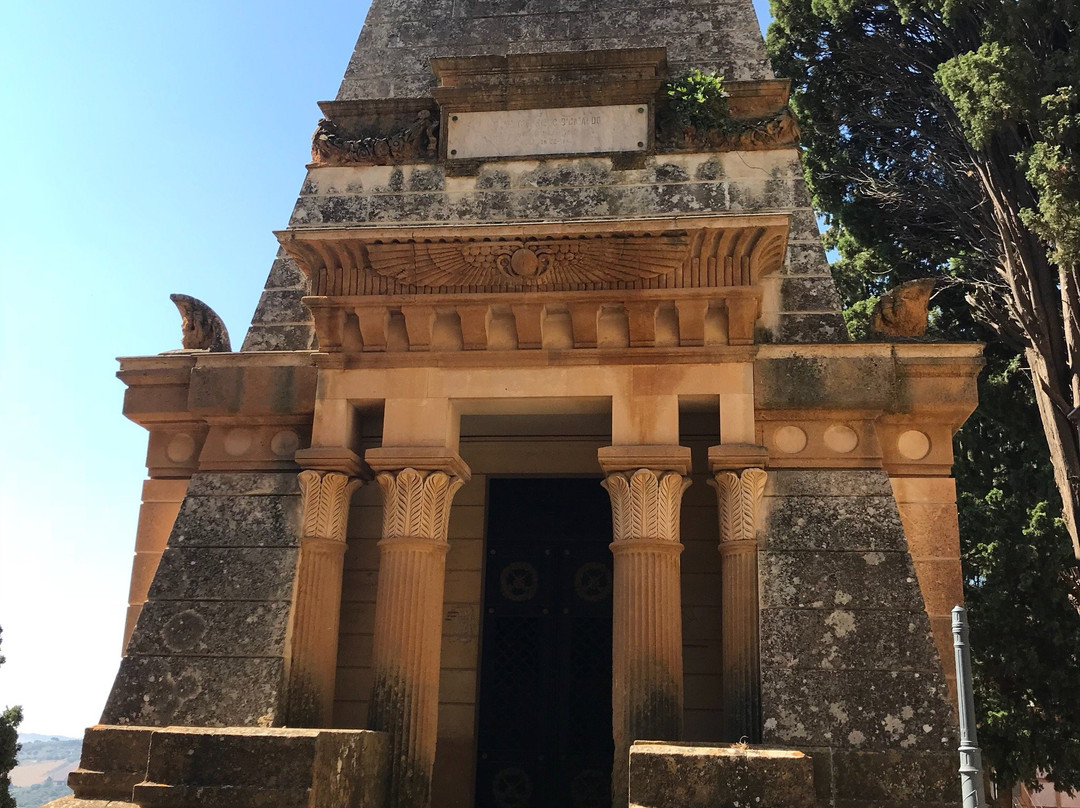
[476,478,613,808]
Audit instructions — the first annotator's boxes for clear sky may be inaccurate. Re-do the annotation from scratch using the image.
[0,0,774,737]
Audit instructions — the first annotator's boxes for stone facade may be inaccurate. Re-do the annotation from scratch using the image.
[62,2,983,808]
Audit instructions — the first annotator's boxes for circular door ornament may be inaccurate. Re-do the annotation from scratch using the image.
[500,562,539,602]
[492,767,533,808]
[574,562,613,602]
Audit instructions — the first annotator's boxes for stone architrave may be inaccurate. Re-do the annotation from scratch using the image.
[600,452,691,808]
[710,466,768,742]
[286,469,362,726]
[365,456,469,808]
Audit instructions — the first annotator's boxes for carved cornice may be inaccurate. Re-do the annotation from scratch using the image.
[375,468,466,545]
[311,111,438,167]
[602,468,691,544]
[297,470,362,543]
[659,107,801,153]
[710,468,767,547]
[276,214,790,297]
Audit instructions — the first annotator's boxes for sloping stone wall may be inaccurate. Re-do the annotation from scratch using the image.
[101,472,303,727]
[759,469,960,807]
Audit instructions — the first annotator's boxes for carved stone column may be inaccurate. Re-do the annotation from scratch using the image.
[365,450,470,808]
[709,463,767,743]
[285,468,363,727]
[599,446,690,808]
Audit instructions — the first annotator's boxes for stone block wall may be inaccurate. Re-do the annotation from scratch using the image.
[101,472,304,727]
[340,0,772,100]
[758,469,960,807]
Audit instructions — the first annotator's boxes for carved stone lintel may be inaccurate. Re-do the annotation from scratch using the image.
[169,294,231,352]
[311,111,438,167]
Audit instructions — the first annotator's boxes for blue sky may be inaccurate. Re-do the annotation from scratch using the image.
[0,0,774,737]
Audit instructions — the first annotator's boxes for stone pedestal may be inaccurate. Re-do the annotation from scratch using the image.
[365,449,470,808]
[599,446,691,808]
[708,459,767,743]
[286,469,363,726]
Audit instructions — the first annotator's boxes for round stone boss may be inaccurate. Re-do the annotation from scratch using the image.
[823,424,859,453]
[897,429,932,460]
[773,425,808,454]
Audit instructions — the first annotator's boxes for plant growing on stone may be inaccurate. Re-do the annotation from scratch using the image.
[664,69,731,133]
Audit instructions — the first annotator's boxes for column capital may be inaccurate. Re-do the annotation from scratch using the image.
[365,447,471,482]
[598,444,691,476]
[295,447,372,479]
[297,469,363,544]
[709,466,767,548]
[708,443,769,472]
[603,467,692,545]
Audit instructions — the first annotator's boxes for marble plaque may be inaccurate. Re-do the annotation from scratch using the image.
[446,104,648,159]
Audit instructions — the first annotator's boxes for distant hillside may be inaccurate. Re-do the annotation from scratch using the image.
[10,735,81,808]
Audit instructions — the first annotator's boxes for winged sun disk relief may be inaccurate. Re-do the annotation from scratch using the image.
[365,235,690,289]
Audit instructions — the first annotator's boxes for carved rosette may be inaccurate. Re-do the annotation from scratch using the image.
[375,467,465,546]
[711,467,767,549]
[286,470,363,727]
[602,468,692,545]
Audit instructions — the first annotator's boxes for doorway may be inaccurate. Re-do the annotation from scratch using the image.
[475,477,614,808]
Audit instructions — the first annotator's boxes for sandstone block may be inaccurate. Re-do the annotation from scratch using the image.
[627,742,816,808]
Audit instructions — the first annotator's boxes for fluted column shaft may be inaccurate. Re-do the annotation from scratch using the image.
[711,467,767,742]
[367,465,467,808]
[286,470,362,726]
[602,464,691,808]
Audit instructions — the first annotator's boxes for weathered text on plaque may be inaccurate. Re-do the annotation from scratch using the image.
[446,104,648,160]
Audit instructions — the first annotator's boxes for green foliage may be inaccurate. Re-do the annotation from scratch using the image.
[954,353,1080,792]
[1019,89,1080,269]
[664,70,731,132]
[935,42,1032,150]
[0,628,22,808]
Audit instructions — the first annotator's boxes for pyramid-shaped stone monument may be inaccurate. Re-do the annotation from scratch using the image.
[61,1,981,807]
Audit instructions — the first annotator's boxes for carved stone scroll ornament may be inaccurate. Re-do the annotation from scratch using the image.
[366,234,688,289]
[311,111,438,167]
[169,293,231,352]
[661,106,801,153]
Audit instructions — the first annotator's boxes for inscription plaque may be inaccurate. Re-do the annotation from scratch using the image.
[446,104,648,160]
